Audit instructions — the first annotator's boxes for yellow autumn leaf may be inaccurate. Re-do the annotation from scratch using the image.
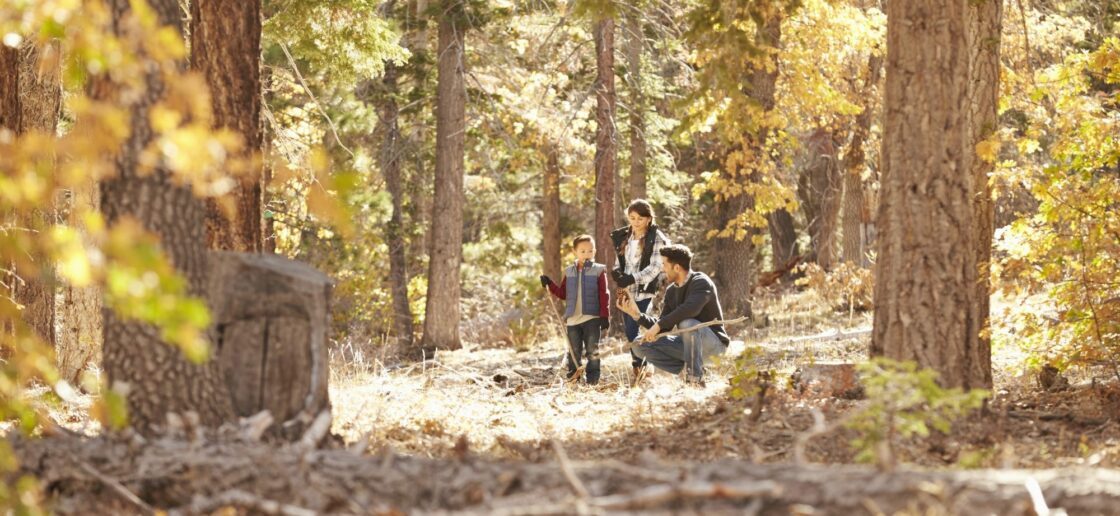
[975,135,1000,163]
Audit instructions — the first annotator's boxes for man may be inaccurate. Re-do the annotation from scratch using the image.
[617,244,729,385]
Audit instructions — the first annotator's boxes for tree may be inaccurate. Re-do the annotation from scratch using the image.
[96,0,234,433]
[541,144,562,281]
[841,53,882,267]
[870,0,990,389]
[966,0,1001,390]
[1,40,61,347]
[377,61,416,350]
[593,17,617,273]
[625,8,646,201]
[421,0,467,354]
[191,0,263,252]
[797,127,842,270]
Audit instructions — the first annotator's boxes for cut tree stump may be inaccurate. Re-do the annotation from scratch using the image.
[791,363,864,399]
[207,252,332,439]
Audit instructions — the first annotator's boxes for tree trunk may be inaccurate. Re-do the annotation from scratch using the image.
[96,0,235,434]
[767,208,798,271]
[378,63,415,350]
[797,128,841,271]
[841,54,882,267]
[420,1,466,354]
[714,10,783,317]
[593,18,617,274]
[5,41,62,347]
[542,144,562,281]
[967,0,1002,391]
[626,11,646,201]
[191,0,263,252]
[871,0,989,390]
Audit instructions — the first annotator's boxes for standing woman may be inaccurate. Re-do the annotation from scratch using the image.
[610,199,671,384]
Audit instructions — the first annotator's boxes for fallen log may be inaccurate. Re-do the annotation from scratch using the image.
[13,433,1120,515]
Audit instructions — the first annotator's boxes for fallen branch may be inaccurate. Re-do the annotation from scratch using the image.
[169,489,316,516]
[626,316,751,351]
[589,480,781,510]
[79,462,153,514]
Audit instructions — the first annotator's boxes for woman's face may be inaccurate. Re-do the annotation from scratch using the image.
[628,210,651,233]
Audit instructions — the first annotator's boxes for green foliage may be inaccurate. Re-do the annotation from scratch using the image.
[994,34,1120,373]
[844,358,989,468]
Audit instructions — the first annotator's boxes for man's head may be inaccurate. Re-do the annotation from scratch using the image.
[659,244,693,285]
[572,234,596,263]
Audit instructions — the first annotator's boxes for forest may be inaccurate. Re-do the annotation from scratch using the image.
[1,0,1119,513]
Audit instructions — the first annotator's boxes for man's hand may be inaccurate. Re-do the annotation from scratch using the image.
[641,323,662,343]
[616,290,640,317]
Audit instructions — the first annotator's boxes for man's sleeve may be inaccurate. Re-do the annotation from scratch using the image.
[548,278,566,300]
[656,278,712,330]
[598,272,610,319]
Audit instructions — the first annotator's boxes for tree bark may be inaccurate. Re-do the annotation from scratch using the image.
[58,180,103,385]
[2,40,62,355]
[767,208,798,271]
[625,11,647,201]
[378,63,415,350]
[967,0,1002,391]
[797,128,841,271]
[191,0,263,252]
[420,1,466,354]
[841,53,882,267]
[542,144,562,281]
[871,0,989,390]
[96,0,235,434]
[593,18,617,273]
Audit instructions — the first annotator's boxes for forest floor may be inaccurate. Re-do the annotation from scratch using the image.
[328,290,1120,471]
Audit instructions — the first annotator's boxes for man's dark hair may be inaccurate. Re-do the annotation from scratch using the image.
[659,244,692,270]
[626,199,655,223]
[572,234,595,248]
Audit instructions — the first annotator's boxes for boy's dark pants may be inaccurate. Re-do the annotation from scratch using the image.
[565,319,602,384]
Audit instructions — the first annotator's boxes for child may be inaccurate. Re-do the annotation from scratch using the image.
[540,235,610,385]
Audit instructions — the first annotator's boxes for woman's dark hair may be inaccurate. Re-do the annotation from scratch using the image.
[626,199,655,224]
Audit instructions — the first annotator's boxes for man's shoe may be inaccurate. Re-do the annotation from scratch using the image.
[685,376,706,388]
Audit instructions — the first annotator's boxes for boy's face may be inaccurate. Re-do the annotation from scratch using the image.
[574,241,595,263]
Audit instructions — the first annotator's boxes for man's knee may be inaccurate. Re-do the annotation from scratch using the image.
[678,319,702,329]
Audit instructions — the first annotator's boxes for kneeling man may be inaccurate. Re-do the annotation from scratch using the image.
[617,244,729,385]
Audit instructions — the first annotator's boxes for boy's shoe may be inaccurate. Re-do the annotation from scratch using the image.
[630,366,649,387]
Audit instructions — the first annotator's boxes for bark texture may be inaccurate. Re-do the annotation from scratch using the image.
[797,128,842,271]
[593,18,617,274]
[967,0,1002,391]
[767,208,799,274]
[17,434,1120,515]
[542,145,562,281]
[871,0,990,389]
[626,11,647,201]
[421,2,466,354]
[190,0,264,252]
[377,63,416,350]
[96,0,235,434]
[841,53,882,267]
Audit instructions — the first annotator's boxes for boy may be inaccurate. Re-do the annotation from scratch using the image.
[540,235,610,385]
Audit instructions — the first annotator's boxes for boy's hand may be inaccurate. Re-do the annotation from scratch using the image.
[539,275,552,288]
[599,318,609,331]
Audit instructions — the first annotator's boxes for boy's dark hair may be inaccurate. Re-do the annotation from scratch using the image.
[659,244,692,270]
[626,199,655,223]
[572,234,595,248]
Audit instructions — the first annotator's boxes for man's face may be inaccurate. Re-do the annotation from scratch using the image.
[574,241,595,263]
[661,256,682,284]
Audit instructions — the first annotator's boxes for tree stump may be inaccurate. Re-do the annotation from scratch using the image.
[791,363,864,399]
[207,252,332,439]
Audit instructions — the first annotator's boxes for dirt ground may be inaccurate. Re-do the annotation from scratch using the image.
[327,291,1120,471]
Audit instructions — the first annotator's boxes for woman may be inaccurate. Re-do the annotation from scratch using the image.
[609,199,671,383]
